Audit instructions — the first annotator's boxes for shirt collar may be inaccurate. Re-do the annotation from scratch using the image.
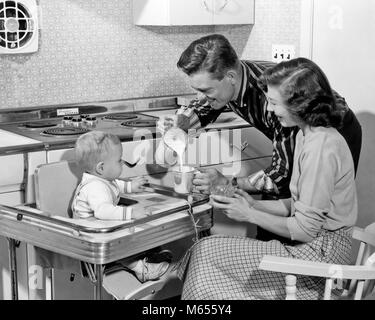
[234,61,249,108]
[82,172,111,184]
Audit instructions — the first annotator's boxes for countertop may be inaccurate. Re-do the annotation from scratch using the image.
[0,129,40,148]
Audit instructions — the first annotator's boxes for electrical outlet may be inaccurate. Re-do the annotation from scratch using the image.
[272,45,295,63]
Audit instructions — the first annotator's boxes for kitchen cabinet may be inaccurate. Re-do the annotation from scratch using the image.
[0,128,44,205]
[0,150,45,301]
[0,154,28,205]
[0,192,23,206]
[195,127,272,167]
[133,0,255,26]
[193,127,272,238]
[0,152,47,205]
[222,127,272,163]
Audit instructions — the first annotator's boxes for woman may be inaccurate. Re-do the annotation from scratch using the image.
[176,58,358,300]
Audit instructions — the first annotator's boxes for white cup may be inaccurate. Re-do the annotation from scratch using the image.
[171,165,195,194]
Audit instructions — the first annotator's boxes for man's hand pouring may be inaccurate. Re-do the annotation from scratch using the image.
[157,114,191,135]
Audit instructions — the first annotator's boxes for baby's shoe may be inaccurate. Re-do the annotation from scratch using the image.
[131,258,169,283]
[146,249,173,264]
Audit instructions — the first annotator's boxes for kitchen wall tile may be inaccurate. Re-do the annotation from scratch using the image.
[0,0,300,109]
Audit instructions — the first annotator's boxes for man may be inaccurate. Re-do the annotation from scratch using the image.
[159,34,362,243]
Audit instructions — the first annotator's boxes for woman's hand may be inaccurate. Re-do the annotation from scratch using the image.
[130,176,148,193]
[210,192,256,223]
[193,168,228,194]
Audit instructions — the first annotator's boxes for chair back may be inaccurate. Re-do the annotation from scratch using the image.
[259,223,375,300]
[344,223,375,299]
[34,160,83,217]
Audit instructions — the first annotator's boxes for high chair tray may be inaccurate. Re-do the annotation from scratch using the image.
[0,197,212,264]
[143,182,208,203]
[1,188,209,234]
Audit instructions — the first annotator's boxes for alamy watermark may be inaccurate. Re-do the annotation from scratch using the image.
[130,128,245,176]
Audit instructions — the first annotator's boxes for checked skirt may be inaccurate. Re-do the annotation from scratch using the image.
[176,228,352,300]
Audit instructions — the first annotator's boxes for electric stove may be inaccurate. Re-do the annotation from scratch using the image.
[0,111,160,146]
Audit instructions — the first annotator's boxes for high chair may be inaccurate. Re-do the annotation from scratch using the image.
[31,160,170,300]
[259,223,375,300]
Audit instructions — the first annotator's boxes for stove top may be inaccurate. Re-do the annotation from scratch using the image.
[22,122,57,129]
[0,112,161,145]
[41,127,91,136]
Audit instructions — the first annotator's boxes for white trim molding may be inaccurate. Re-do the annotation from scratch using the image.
[300,0,314,59]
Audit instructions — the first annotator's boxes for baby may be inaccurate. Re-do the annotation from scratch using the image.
[71,131,170,282]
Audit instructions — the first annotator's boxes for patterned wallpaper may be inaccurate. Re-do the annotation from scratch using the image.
[0,0,301,109]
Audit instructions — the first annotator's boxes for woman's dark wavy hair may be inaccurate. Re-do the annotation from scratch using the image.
[177,34,240,80]
[258,57,344,128]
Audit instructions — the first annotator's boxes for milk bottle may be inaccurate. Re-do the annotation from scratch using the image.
[163,128,188,172]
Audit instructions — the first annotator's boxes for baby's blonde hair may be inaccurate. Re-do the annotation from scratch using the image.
[75,131,121,172]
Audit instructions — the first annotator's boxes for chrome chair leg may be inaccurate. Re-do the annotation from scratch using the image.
[94,264,103,300]
[7,238,18,300]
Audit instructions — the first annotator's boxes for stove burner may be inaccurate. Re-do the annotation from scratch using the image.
[121,119,158,127]
[41,127,90,136]
[22,121,57,129]
[103,113,138,121]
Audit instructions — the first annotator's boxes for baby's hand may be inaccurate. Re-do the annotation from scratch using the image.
[130,176,148,193]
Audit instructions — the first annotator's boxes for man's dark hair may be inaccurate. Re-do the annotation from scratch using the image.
[177,34,239,80]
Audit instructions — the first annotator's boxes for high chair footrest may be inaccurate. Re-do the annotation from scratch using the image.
[103,269,166,300]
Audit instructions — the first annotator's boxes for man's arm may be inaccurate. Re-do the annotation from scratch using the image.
[245,122,299,198]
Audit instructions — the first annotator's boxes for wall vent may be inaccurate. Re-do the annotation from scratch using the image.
[0,0,39,54]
